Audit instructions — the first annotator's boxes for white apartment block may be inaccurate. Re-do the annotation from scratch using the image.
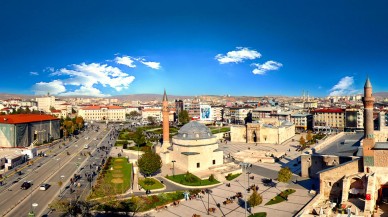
[141,108,162,122]
[211,106,223,121]
[36,96,56,112]
[78,105,126,122]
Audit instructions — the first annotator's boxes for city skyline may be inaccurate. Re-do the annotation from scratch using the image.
[1,1,388,97]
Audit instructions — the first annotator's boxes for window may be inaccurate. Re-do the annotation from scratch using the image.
[213,160,216,165]
[197,163,200,168]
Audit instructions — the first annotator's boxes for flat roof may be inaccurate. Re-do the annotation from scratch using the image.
[316,132,363,156]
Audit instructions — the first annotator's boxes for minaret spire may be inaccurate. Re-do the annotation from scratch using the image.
[162,89,170,147]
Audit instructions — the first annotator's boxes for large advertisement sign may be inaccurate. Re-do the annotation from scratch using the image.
[346,111,358,128]
[200,105,213,121]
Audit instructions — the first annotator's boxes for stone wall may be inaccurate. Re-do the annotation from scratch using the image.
[230,125,246,143]
[374,150,388,167]
[301,154,356,179]
[319,159,361,200]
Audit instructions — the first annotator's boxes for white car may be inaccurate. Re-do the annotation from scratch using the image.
[39,183,49,191]
[84,144,89,149]
[85,137,89,140]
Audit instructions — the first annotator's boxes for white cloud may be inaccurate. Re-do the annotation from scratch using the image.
[34,62,135,96]
[215,47,262,64]
[140,60,161,69]
[59,86,110,97]
[115,56,136,68]
[251,60,283,75]
[33,80,66,95]
[329,76,356,96]
[30,71,39,76]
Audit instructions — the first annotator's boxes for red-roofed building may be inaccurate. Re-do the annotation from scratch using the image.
[78,105,126,122]
[0,114,60,147]
[311,108,345,131]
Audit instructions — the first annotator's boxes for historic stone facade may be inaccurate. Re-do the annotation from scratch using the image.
[230,118,295,144]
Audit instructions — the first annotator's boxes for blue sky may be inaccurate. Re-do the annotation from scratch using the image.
[1,0,388,97]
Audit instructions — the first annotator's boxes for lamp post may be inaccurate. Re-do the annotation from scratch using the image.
[28,203,38,217]
[60,175,65,194]
[171,160,176,177]
[239,162,252,217]
[206,189,212,215]
[247,171,251,191]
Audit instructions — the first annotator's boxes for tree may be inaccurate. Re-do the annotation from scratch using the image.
[128,111,141,120]
[147,116,157,125]
[75,116,84,130]
[306,131,313,142]
[299,136,306,146]
[277,167,292,183]
[137,152,162,176]
[128,196,147,217]
[248,189,263,207]
[244,111,253,124]
[133,128,146,146]
[178,110,190,124]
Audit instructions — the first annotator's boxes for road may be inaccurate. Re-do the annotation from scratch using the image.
[0,123,111,217]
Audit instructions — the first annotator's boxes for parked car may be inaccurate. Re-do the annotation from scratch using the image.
[21,181,31,190]
[39,183,50,191]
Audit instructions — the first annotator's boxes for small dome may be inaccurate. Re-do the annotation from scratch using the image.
[176,121,213,140]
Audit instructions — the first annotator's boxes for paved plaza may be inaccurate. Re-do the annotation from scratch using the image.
[107,133,317,217]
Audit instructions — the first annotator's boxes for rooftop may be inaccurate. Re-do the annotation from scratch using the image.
[0,114,59,124]
[316,132,363,156]
[312,108,345,113]
[175,121,214,140]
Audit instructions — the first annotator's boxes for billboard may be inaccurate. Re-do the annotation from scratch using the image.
[200,105,213,121]
[346,111,357,128]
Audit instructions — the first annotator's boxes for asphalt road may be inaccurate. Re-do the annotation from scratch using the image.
[0,123,111,217]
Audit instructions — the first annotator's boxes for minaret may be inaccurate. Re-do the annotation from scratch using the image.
[363,77,375,139]
[362,77,376,170]
[162,89,170,146]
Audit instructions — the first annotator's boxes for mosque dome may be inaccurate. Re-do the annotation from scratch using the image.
[176,121,213,140]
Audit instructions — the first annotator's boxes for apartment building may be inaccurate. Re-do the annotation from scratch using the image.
[311,108,345,132]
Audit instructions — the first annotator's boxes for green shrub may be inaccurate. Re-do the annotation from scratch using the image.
[144,178,156,186]
[208,174,215,182]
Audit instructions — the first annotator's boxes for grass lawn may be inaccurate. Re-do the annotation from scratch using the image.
[89,157,132,199]
[265,189,296,205]
[138,178,164,190]
[96,191,184,212]
[166,173,219,186]
[148,127,179,135]
[210,127,230,134]
[225,173,241,181]
[248,212,267,217]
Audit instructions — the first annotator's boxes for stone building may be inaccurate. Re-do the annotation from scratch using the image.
[0,114,60,147]
[299,78,388,216]
[230,118,295,144]
[157,91,238,177]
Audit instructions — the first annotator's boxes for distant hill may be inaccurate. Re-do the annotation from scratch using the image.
[373,92,388,98]
[111,94,194,102]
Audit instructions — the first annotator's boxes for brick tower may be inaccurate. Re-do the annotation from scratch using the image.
[362,77,375,168]
[162,89,170,146]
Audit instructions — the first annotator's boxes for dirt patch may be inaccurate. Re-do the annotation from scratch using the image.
[115,159,124,162]
[111,178,124,184]
[114,166,123,169]
[112,174,124,178]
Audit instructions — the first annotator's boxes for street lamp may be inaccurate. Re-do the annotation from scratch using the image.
[60,175,65,194]
[247,171,252,191]
[28,203,38,217]
[171,160,176,177]
[239,162,252,217]
[205,189,213,215]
